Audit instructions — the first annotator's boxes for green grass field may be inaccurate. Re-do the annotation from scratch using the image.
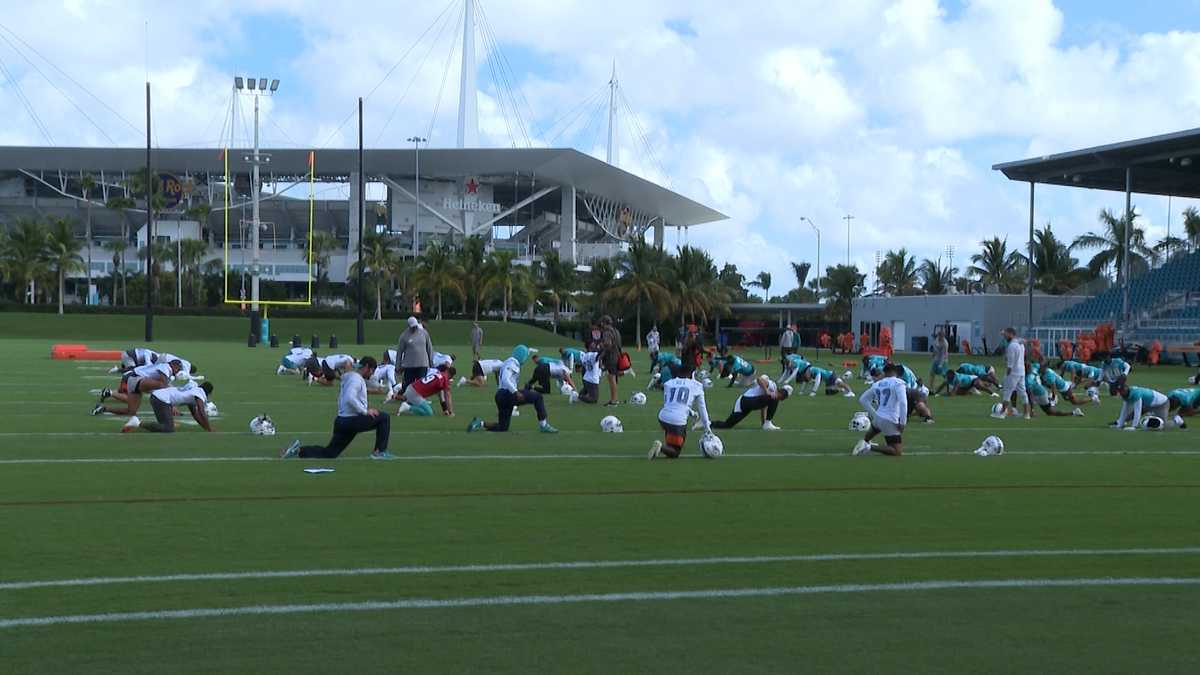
[2,314,1199,673]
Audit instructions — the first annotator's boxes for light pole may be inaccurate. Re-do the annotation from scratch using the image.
[234,75,279,343]
[407,136,426,258]
[801,216,821,297]
[843,213,855,267]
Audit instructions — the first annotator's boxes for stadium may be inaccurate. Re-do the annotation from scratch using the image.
[3,2,1200,673]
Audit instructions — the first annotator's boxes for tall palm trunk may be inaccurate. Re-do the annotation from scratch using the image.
[635,298,642,350]
[375,280,383,320]
[58,269,65,315]
[502,285,509,322]
[85,199,92,304]
[437,289,443,320]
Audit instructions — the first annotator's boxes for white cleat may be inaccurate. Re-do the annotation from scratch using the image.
[396,402,411,415]
[568,392,579,404]
[762,420,781,431]
[843,391,855,398]
[457,376,467,387]
[276,365,286,375]
[511,406,520,417]
[1072,408,1084,417]
[121,416,141,432]
[648,440,662,460]
[851,440,873,456]
[692,420,705,431]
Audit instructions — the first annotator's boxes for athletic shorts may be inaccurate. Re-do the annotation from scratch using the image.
[471,360,484,379]
[931,361,948,376]
[150,395,176,432]
[123,373,144,394]
[602,352,619,374]
[871,416,902,440]
[1002,373,1028,401]
[659,420,687,448]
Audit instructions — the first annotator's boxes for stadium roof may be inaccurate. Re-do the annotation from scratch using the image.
[992,127,1200,198]
[0,146,726,227]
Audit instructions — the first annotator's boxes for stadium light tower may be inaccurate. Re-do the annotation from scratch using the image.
[801,216,821,296]
[407,136,426,258]
[235,75,279,343]
[843,214,855,267]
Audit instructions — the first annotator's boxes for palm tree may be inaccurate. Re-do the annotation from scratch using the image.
[539,250,577,332]
[748,271,772,302]
[918,258,956,295]
[485,250,518,321]
[1071,208,1156,281]
[177,239,210,305]
[790,261,811,290]
[717,263,750,302]
[1183,206,1200,245]
[876,248,919,296]
[604,241,670,349]
[969,237,1022,292]
[1,218,49,303]
[350,233,400,320]
[456,235,491,320]
[666,246,728,325]
[103,238,130,305]
[105,195,136,305]
[80,173,96,302]
[137,238,172,303]
[413,241,462,320]
[45,218,84,314]
[306,231,340,302]
[584,257,618,315]
[819,264,865,319]
[1019,224,1092,294]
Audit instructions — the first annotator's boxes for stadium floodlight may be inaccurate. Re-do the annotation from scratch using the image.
[258,78,268,91]
[234,76,244,90]
[270,79,280,92]
[247,77,257,90]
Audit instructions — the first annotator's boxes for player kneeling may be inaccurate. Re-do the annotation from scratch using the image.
[852,364,907,456]
[798,364,854,397]
[124,381,215,433]
[649,358,711,459]
[1111,379,1179,431]
[460,358,503,387]
[1167,387,1198,429]
[392,365,455,417]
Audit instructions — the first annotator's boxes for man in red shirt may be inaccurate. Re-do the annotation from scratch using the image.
[395,364,456,416]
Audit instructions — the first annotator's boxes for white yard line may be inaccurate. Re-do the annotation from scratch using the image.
[3,547,1197,592]
[2,577,1198,628]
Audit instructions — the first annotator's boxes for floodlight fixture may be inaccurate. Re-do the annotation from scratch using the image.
[247,77,257,90]
[234,76,244,89]
[258,78,267,90]
[270,79,280,92]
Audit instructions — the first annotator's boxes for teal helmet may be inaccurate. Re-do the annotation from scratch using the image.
[511,344,530,365]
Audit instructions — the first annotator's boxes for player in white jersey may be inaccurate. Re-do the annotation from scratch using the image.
[126,381,215,433]
[461,358,504,387]
[526,354,576,394]
[114,347,159,373]
[94,359,182,416]
[305,353,356,386]
[572,352,604,404]
[709,374,792,431]
[370,362,399,395]
[432,351,455,369]
[278,346,314,375]
[649,357,711,459]
[852,363,909,456]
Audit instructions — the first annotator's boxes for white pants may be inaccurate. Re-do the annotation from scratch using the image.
[1002,373,1028,403]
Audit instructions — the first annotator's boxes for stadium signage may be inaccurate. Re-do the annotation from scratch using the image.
[442,196,501,214]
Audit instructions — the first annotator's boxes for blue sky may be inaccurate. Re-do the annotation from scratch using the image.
[2,0,1200,293]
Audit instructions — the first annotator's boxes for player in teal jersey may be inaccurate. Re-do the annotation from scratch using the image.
[560,347,585,370]
[860,354,888,381]
[1167,387,1199,428]
[955,362,999,386]
[711,353,755,387]
[1026,370,1082,417]
[798,364,855,397]
[1111,379,1175,430]
[651,351,684,388]
[1101,356,1132,384]
[932,370,996,397]
[1039,363,1088,406]
[778,353,812,385]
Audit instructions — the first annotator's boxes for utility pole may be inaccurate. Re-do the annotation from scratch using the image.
[357,97,365,345]
[144,81,153,342]
[234,76,279,344]
[843,214,855,267]
[606,61,618,167]
[408,136,426,258]
[801,216,820,296]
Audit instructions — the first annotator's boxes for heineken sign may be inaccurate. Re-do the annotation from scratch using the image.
[442,196,501,214]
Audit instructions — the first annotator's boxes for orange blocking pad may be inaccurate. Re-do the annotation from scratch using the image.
[50,344,122,361]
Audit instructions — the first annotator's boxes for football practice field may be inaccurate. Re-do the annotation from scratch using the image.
[2,314,1199,673]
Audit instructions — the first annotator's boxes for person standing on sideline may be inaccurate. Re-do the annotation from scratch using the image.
[470,321,484,360]
[930,329,950,390]
[999,327,1030,419]
[397,316,433,394]
[599,315,622,406]
[779,324,797,370]
[646,325,661,372]
[281,356,393,460]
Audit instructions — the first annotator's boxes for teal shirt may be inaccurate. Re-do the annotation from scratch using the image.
[1042,368,1070,392]
[786,354,811,371]
[952,372,975,389]
[1061,360,1082,373]
[808,366,834,383]
[561,348,584,365]
[730,356,754,376]
[1168,388,1200,408]
[898,365,918,388]
[1025,373,1047,398]
[1080,365,1103,380]
[958,363,987,377]
[1123,386,1158,406]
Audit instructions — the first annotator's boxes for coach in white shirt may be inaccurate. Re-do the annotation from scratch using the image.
[853,364,909,456]
[1000,327,1030,419]
[281,356,393,460]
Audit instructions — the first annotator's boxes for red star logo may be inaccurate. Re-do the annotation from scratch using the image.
[465,178,479,194]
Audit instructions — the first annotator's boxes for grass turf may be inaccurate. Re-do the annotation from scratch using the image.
[2,317,1199,673]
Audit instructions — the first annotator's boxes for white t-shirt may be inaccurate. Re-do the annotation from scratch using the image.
[546,361,570,379]
[369,363,397,390]
[659,377,710,428]
[386,349,398,365]
[157,353,192,379]
[152,384,208,407]
[289,347,313,360]
[580,352,602,385]
[432,351,454,368]
[322,354,356,372]
[133,362,172,381]
[128,348,158,366]
[497,357,522,393]
[478,359,503,375]
[1005,339,1026,377]
[736,378,776,414]
[862,377,908,425]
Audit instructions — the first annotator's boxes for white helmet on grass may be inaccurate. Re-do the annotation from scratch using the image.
[629,392,647,405]
[849,412,871,432]
[600,415,624,433]
[699,432,724,458]
[249,415,276,436]
[974,435,1004,456]
[205,401,219,417]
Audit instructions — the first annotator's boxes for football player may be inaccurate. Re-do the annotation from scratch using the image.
[466,345,557,434]
[649,357,711,459]
[709,374,791,431]
[853,363,908,456]
[394,364,456,417]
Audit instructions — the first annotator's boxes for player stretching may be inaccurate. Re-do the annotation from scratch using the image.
[280,356,394,460]
[570,351,604,404]
[110,347,159,373]
[466,345,558,434]
[93,359,182,416]
[956,362,999,387]
[1040,363,1087,406]
[394,364,455,417]
[304,353,355,386]
[125,382,215,433]
[778,353,811,386]
[1026,367,1083,417]
[853,364,908,457]
[1167,387,1199,428]
[649,358,711,459]
[798,364,855,397]
[1111,379,1177,430]
[526,353,576,394]
[709,374,791,431]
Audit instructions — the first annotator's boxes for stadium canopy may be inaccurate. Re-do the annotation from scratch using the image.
[993,127,1200,198]
[0,146,726,228]
[992,127,1200,335]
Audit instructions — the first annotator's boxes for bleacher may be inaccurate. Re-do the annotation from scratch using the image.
[1044,249,1200,324]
